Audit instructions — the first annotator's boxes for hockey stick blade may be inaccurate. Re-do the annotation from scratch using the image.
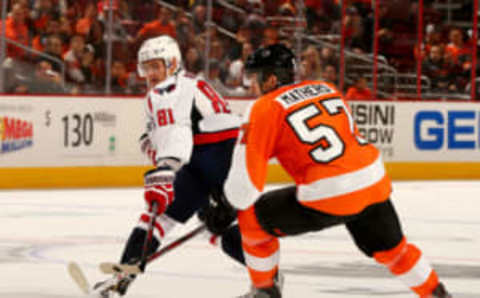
[67,262,91,295]
[99,224,206,275]
[99,262,142,274]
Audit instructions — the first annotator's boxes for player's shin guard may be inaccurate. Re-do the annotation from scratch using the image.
[373,237,441,297]
[120,227,160,264]
[120,212,177,264]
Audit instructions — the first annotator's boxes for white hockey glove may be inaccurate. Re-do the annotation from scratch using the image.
[143,167,175,215]
[139,133,157,166]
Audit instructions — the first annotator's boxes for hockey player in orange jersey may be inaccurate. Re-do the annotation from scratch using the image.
[203,44,452,298]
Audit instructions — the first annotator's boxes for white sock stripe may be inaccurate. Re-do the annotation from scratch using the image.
[136,220,164,240]
[136,221,149,230]
[137,213,178,240]
[397,255,433,288]
[155,214,177,236]
[244,250,280,272]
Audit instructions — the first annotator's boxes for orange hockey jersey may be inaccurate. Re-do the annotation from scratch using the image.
[224,80,391,215]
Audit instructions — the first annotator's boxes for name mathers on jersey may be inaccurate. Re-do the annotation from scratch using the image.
[276,82,335,108]
[146,71,240,146]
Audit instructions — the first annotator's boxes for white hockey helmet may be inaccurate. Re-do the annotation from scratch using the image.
[137,35,182,78]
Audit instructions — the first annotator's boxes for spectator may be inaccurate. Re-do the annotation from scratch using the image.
[244,0,266,43]
[184,46,203,75]
[211,38,230,78]
[128,0,157,23]
[321,64,338,85]
[422,45,457,94]
[227,41,253,89]
[191,4,207,34]
[4,3,30,60]
[42,34,64,73]
[58,16,73,45]
[32,17,61,52]
[319,46,337,67]
[416,24,444,60]
[305,0,340,34]
[344,6,369,53]
[175,8,195,52]
[85,16,105,57]
[202,59,230,96]
[31,0,60,35]
[75,2,98,36]
[219,4,243,33]
[301,45,322,79]
[227,25,252,61]
[27,59,66,94]
[261,26,279,47]
[376,2,416,71]
[236,24,252,45]
[299,58,314,81]
[63,34,93,85]
[110,60,131,94]
[445,27,470,66]
[135,6,176,45]
[345,74,373,100]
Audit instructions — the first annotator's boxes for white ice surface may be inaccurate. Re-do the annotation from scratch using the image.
[0,181,479,298]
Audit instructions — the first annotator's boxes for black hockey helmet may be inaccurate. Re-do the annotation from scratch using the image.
[245,43,296,88]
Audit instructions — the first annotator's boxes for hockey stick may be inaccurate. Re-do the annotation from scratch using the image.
[99,224,207,275]
[148,223,206,262]
[139,201,158,272]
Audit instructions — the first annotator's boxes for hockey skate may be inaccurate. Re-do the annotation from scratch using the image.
[238,272,284,298]
[91,272,135,297]
[430,282,452,298]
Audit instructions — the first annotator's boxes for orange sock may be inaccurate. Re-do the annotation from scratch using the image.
[374,237,439,297]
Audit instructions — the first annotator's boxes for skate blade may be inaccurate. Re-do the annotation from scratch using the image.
[67,261,91,295]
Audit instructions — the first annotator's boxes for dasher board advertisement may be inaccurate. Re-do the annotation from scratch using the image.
[0,96,145,167]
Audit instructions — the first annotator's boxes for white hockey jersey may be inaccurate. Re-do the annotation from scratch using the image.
[144,71,240,166]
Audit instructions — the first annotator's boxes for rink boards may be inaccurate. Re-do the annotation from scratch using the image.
[1,95,480,188]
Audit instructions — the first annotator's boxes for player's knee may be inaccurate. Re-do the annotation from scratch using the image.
[238,206,273,246]
[373,237,409,265]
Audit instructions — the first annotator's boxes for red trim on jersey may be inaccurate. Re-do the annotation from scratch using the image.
[193,128,239,145]
[147,96,153,114]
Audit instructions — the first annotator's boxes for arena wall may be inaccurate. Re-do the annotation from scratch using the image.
[1,96,480,188]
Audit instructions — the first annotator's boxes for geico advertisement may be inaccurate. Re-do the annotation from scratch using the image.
[349,101,480,162]
[408,102,480,161]
[0,96,145,167]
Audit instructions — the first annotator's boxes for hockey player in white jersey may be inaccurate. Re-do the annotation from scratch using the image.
[91,35,246,297]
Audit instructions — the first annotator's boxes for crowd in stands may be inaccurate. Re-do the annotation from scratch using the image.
[0,0,478,99]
